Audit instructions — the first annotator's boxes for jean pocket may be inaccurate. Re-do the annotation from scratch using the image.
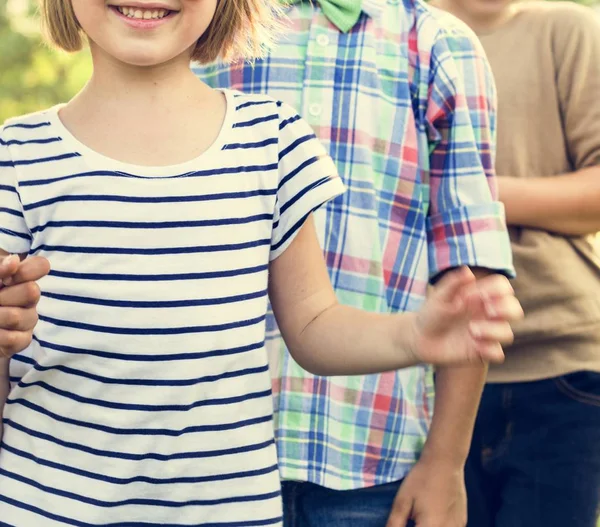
[554,371,600,407]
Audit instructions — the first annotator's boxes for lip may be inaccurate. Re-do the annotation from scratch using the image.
[108,4,178,29]
[109,2,177,9]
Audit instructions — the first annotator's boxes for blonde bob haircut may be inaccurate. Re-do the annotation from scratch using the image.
[39,0,284,63]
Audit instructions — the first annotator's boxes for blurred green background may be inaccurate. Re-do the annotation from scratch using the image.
[0,0,91,123]
[1,0,599,123]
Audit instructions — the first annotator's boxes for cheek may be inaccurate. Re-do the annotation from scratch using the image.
[70,0,100,37]
[181,3,219,48]
[184,0,219,30]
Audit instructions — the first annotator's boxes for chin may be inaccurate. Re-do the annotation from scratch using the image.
[475,0,511,14]
[119,55,171,67]
[110,46,181,68]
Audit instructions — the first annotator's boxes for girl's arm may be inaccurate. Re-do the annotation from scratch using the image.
[269,216,522,376]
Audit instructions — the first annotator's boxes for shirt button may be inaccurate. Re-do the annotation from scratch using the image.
[316,34,330,47]
[308,104,322,117]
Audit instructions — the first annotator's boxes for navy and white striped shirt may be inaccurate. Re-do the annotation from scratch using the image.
[0,90,343,526]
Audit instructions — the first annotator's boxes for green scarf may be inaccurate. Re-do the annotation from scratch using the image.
[287,0,363,33]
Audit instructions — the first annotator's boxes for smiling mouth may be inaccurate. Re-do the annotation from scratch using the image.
[113,6,176,19]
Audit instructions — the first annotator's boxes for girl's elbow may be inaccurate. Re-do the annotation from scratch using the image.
[285,344,330,377]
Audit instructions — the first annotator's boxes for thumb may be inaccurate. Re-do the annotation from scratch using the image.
[0,254,20,283]
[386,496,413,527]
[11,256,51,286]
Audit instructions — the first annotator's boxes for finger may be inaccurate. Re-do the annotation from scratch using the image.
[464,289,486,319]
[474,342,505,364]
[0,282,41,308]
[464,275,515,310]
[470,274,514,299]
[9,256,51,286]
[470,320,514,346]
[434,267,476,305]
[0,330,33,359]
[387,498,413,527]
[0,307,38,332]
[483,296,524,322]
[0,254,20,283]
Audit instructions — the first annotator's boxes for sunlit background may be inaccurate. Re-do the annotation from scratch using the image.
[1,0,91,123]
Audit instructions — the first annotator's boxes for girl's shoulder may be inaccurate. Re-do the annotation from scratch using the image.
[1,107,59,145]
[223,89,304,137]
[225,89,285,117]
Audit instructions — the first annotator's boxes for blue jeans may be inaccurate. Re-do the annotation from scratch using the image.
[281,480,414,527]
[466,371,600,527]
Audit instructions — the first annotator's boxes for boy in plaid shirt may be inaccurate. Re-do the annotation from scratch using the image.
[0,0,513,525]
[194,0,513,525]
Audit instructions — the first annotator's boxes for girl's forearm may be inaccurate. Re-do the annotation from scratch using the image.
[287,303,419,376]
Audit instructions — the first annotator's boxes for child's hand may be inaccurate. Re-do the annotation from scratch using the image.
[0,254,50,358]
[412,268,523,365]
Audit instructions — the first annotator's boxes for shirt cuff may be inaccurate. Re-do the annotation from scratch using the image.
[427,202,515,281]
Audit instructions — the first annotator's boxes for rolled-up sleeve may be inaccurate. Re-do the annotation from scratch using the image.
[425,33,514,280]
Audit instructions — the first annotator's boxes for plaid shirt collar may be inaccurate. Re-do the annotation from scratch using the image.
[288,0,386,21]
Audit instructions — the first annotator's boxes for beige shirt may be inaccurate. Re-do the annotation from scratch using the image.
[478,2,600,382]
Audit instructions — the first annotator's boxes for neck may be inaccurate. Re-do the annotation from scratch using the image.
[431,0,516,33]
[67,46,209,119]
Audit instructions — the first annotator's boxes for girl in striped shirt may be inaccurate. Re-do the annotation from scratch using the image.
[0,0,522,525]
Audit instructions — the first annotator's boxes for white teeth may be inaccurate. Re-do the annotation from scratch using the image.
[116,6,170,19]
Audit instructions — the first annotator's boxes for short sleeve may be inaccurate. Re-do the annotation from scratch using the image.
[0,138,32,254]
[425,37,513,280]
[553,5,600,170]
[270,102,345,260]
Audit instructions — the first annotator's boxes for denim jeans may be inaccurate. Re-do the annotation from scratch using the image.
[466,371,600,527]
[282,480,414,527]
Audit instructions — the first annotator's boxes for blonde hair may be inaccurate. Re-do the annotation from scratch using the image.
[39,0,284,63]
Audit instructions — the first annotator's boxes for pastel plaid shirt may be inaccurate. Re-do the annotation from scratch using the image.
[194,0,513,489]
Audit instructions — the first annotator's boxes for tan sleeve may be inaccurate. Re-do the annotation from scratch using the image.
[553,4,600,169]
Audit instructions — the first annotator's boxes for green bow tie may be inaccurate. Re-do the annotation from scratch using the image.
[288,0,363,33]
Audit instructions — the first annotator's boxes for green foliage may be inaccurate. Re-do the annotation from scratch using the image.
[0,1,90,123]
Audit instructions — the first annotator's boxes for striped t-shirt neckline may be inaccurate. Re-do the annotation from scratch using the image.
[45,89,236,177]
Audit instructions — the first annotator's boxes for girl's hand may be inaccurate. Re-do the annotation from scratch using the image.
[412,268,523,365]
[0,254,49,358]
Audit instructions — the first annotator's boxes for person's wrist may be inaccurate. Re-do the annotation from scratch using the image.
[419,442,468,471]
[394,311,421,365]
